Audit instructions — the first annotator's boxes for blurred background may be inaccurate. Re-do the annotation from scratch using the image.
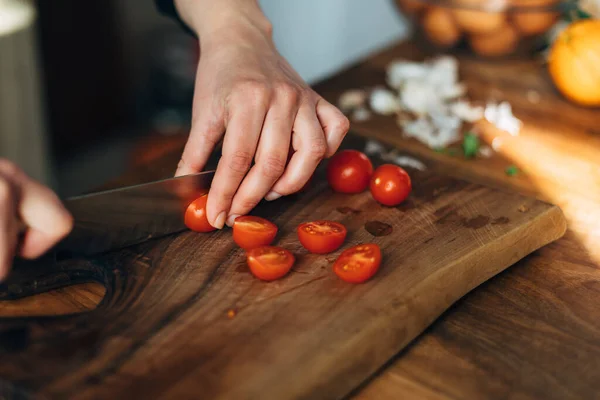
[0,0,409,197]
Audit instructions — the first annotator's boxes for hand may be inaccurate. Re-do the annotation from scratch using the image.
[174,0,349,229]
[0,160,73,281]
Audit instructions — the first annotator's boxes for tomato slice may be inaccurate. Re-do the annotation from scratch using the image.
[297,220,347,254]
[333,244,382,283]
[233,216,278,250]
[246,246,295,281]
[184,195,216,232]
[369,164,412,206]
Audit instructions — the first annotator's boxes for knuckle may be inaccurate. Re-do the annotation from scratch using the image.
[334,114,351,135]
[236,80,270,106]
[226,150,253,174]
[259,154,287,179]
[275,82,300,105]
[308,140,327,160]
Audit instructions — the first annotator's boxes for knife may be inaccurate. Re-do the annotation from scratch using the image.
[52,170,215,257]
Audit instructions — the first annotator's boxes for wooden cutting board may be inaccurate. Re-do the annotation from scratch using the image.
[0,145,565,399]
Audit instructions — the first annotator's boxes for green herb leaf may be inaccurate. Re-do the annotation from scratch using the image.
[462,132,480,159]
[505,165,520,177]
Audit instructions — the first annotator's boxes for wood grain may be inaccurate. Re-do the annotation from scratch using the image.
[0,143,564,398]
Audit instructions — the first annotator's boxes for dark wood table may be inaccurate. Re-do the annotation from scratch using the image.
[2,41,600,399]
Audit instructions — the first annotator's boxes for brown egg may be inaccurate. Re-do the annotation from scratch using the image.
[469,23,520,56]
[396,0,427,16]
[452,0,507,34]
[512,11,558,35]
[511,0,559,36]
[422,7,462,47]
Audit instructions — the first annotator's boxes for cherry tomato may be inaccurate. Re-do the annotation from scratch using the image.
[327,150,373,194]
[246,246,295,281]
[233,216,278,250]
[333,244,382,283]
[297,220,347,254]
[184,194,216,232]
[369,164,412,206]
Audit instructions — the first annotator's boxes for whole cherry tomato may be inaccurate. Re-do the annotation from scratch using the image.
[233,216,278,250]
[369,164,411,206]
[327,150,373,193]
[297,220,347,254]
[184,194,216,232]
[246,246,295,281]
[333,243,382,283]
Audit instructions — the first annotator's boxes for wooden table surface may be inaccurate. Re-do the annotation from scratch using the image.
[2,41,600,399]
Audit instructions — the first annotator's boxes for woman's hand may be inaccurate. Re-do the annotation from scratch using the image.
[174,0,349,229]
[0,160,73,281]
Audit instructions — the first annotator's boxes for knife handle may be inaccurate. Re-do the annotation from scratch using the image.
[0,254,104,301]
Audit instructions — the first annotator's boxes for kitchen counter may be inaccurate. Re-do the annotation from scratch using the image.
[2,41,599,399]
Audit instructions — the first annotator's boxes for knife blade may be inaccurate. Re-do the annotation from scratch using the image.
[54,170,215,257]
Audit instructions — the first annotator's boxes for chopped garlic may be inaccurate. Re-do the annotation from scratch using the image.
[369,88,400,115]
[478,145,493,158]
[450,100,484,122]
[485,101,521,136]
[390,155,427,171]
[352,107,371,122]
[364,139,386,156]
[338,89,367,113]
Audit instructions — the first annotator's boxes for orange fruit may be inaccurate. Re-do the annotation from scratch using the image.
[548,20,600,107]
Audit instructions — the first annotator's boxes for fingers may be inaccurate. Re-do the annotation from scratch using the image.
[0,160,73,282]
[18,178,74,260]
[269,101,328,198]
[316,98,350,157]
[0,175,18,281]
[226,85,298,225]
[175,103,226,177]
[205,82,269,229]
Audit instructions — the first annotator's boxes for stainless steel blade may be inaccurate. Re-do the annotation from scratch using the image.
[56,171,215,256]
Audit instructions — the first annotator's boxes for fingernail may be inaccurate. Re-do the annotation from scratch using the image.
[265,191,281,201]
[213,212,227,230]
[226,214,240,227]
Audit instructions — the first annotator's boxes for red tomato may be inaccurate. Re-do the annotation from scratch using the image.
[327,150,373,193]
[233,216,278,250]
[297,220,347,254]
[369,164,412,206]
[333,244,382,283]
[184,194,216,232]
[246,246,295,281]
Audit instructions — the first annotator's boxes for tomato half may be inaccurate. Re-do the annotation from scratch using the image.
[246,246,295,281]
[333,244,382,283]
[369,164,412,206]
[327,150,373,194]
[297,220,347,254]
[184,194,216,232]
[233,216,278,250]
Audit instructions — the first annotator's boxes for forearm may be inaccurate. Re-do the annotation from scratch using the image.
[173,0,273,47]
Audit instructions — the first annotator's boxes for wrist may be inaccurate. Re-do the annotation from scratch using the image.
[174,0,273,47]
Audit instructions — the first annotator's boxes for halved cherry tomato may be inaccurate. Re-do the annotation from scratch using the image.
[370,164,412,206]
[333,244,382,283]
[233,216,278,250]
[297,220,347,254]
[327,150,373,194]
[246,246,295,281]
[184,194,216,232]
